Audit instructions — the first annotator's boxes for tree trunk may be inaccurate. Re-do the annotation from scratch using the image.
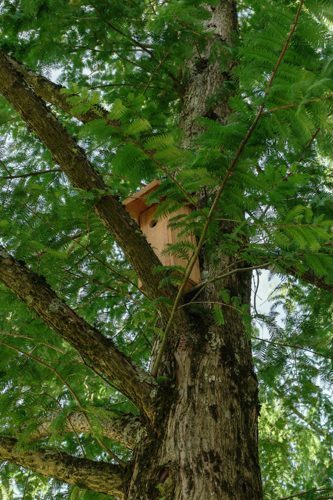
[128,269,261,499]
[127,3,262,498]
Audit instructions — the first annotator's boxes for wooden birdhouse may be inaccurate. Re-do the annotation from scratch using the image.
[123,180,200,290]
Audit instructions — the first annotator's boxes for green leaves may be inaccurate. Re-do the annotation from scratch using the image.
[112,144,155,185]
[212,305,224,326]
[108,99,128,121]
[125,118,151,136]
[273,204,333,252]
[0,0,332,497]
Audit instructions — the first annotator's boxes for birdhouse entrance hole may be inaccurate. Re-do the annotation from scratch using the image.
[123,180,200,291]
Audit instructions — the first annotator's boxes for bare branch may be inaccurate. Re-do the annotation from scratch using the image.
[31,412,143,449]
[0,246,156,422]
[0,436,126,497]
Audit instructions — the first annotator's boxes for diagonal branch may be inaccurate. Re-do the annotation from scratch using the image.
[3,56,199,217]
[0,436,126,497]
[265,262,333,294]
[288,268,333,294]
[273,388,329,437]
[30,412,143,449]
[5,54,110,124]
[253,336,333,361]
[0,246,156,422]
[0,51,171,306]
[2,56,195,211]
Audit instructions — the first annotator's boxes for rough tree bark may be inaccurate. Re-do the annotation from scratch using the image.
[30,412,143,449]
[127,3,262,499]
[0,1,263,499]
[0,436,126,498]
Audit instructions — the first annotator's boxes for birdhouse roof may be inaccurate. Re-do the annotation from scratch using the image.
[123,179,161,220]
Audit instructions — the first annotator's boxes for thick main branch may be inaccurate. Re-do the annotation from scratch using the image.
[0,247,156,422]
[0,51,169,304]
[0,436,126,497]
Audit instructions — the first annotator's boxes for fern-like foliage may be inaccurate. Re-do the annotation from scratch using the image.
[0,0,332,497]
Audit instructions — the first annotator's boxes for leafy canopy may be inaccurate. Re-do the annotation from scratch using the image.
[0,0,332,498]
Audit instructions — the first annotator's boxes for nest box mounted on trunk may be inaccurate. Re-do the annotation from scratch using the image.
[123,180,200,290]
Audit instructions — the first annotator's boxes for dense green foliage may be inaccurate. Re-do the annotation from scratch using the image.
[0,0,332,498]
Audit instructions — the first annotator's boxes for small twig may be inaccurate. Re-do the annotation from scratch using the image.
[154,163,200,209]
[279,487,333,500]
[111,50,152,72]
[0,168,61,180]
[189,263,271,295]
[264,94,333,115]
[95,7,180,88]
[127,139,200,209]
[103,18,155,59]
[75,240,145,296]
[299,127,321,161]
[276,388,327,437]
[142,51,171,94]
[253,269,261,317]
[0,330,65,354]
[88,82,164,90]
[180,300,240,313]
[0,160,13,177]
[252,336,333,360]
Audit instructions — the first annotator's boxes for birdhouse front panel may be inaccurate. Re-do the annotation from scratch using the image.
[139,205,200,288]
[123,180,201,290]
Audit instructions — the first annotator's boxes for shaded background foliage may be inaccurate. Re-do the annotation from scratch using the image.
[0,0,332,498]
